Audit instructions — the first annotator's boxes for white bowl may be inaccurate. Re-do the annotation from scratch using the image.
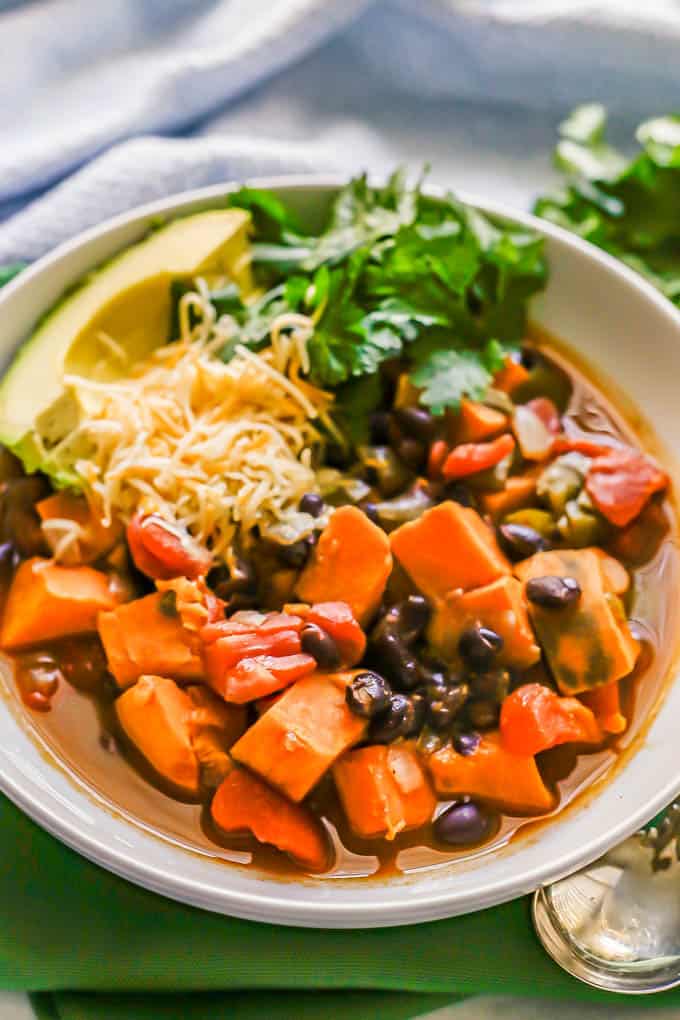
[0,177,679,928]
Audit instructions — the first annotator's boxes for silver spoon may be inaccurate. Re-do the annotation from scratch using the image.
[533,801,680,993]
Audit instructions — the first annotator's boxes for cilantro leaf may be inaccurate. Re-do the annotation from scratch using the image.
[535,105,680,308]
[411,340,507,415]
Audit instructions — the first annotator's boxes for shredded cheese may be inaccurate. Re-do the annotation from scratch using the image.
[41,285,335,564]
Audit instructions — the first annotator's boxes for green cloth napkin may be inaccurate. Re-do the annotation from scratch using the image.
[3,797,680,1019]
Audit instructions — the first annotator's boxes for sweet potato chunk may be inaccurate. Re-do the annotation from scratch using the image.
[333,744,436,839]
[390,501,510,601]
[452,400,508,445]
[295,506,392,625]
[428,575,540,668]
[211,767,331,872]
[186,684,247,787]
[1,557,117,650]
[98,592,202,688]
[427,732,554,814]
[116,675,199,794]
[230,670,367,801]
[515,548,639,693]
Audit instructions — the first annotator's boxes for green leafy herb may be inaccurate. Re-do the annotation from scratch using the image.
[535,104,680,307]
[411,340,507,415]
[185,170,547,436]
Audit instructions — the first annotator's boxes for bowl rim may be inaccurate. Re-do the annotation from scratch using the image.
[1,173,680,928]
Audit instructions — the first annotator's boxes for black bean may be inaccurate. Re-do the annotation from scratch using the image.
[410,691,427,734]
[425,677,448,702]
[434,802,495,846]
[417,728,445,755]
[225,592,260,615]
[526,575,581,609]
[441,481,475,508]
[208,556,257,598]
[453,731,480,757]
[325,442,351,469]
[277,538,311,568]
[469,667,510,702]
[361,501,380,524]
[396,437,426,471]
[427,684,469,731]
[394,406,437,442]
[520,347,537,370]
[369,412,392,446]
[299,492,325,518]
[345,672,392,719]
[467,699,499,730]
[301,624,342,670]
[369,692,416,742]
[0,476,49,557]
[458,624,504,671]
[498,523,550,561]
[370,629,423,691]
[382,595,431,645]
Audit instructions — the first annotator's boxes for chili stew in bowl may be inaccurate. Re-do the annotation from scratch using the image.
[0,173,676,882]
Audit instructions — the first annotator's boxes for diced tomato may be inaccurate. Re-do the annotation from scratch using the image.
[127,514,212,580]
[201,619,253,643]
[257,612,304,634]
[586,448,668,528]
[303,601,366,667]
[211,767,331,871]
[203,628,302,685]
[201,611,304,646]
[427,439,449,480]
[526,397,560,435]
[210,653,317,703]
[551,436,613,457]
[500,682,602,756]
[442,434,515,481]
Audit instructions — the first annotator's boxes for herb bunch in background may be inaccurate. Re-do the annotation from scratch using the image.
[201,171,547,440]
[535,104,680,306]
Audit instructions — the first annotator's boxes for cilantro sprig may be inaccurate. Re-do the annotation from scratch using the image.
[535,104,680,306]
[189,171,548,439]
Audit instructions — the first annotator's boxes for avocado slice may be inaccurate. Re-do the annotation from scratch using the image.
[0,208,253,462]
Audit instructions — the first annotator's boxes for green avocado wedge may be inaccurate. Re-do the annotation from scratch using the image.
[0,208,253,471]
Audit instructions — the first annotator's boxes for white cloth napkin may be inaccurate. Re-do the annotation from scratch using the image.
[3,0,680,262]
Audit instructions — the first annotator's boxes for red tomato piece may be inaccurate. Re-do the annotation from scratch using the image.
[304,601,367,667]
[203,629,302,688]
[442,433,515,481]
[211,767,331,871]
[257,613,304,634]
[127,514,212,580]
[427,439,449,480]
[210,653,317,703]
[586,448,668,528]
[551,436,613,457]
[500,682,602,756]
[526,397,561,435]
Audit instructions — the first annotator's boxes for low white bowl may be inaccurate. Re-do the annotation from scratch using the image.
[0,177,679,928]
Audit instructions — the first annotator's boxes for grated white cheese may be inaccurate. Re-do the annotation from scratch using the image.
[43,286,335,564]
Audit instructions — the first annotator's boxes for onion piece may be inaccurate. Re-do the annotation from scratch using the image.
[513,405,554,461]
